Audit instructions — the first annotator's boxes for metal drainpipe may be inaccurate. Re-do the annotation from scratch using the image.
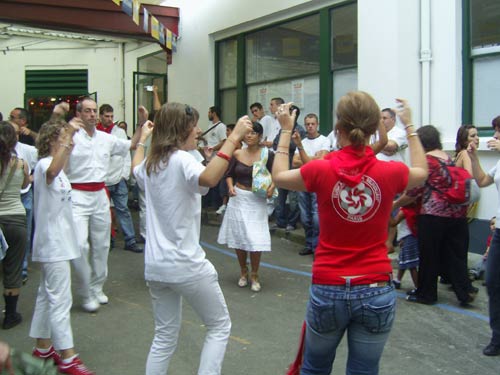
[118,42,126,124]
[420,0,432,125]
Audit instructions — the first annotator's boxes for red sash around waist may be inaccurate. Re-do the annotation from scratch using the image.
[71,182,105,192]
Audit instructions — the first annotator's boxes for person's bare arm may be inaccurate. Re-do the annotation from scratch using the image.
[396,99,428,189]
[272,103,307,192]
[199,117,253,187]
[468,141,494,187]
[370,120,388,154]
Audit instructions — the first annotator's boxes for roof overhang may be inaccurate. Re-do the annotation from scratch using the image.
[0,0,179,49]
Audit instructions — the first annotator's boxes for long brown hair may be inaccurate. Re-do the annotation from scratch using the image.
[454,124,476,155]
[335,91,380,149]
[0,121,17,177]
[146,102,199,175]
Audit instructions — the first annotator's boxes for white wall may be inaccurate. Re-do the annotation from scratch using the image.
[0,36,125,120]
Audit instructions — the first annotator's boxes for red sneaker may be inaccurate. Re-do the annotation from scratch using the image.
[58,357,95,375]
[32,346,62,365]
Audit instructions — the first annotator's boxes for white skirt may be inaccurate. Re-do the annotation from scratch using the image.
[217,186,271,252]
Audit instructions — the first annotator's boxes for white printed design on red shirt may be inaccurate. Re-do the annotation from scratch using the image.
[331,175,381,222]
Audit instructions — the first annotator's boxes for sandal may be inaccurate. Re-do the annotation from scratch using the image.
[250,272,261,292]
[238,266,248,288]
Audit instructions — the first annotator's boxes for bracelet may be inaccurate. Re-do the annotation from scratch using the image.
[275,150,289,156]
[404,124,415,130]
[137,142,146,148]
[281,129,292,134]
[216,151,231,161]
[407,132,419,139]
[297,146,304,151]
[226,137,239,148]
[60,143,72,149]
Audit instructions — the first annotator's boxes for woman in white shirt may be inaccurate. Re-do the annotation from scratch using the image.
[133,102,252,375]
[30,113,94,375]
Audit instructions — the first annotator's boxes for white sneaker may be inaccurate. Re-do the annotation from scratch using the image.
[82,299,100,313]
[95,292,109,305]
[216,204,227,215]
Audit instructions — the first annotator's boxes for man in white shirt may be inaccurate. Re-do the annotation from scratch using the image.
[250,102,276,148]
[96,104,143,254]
[202,106,227,210]
[376,108,407,163]
[376,107,408,253]
[292,113,330,255]
[65,98,141,312]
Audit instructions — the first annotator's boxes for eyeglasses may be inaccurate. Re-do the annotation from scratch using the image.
[8,115,19,120]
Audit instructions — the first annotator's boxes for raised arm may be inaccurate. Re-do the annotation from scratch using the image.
[272,103,307,192]
[199,117,252,187]
[370,119,388,154]
[46,118,82,185]
[396,99,428,190]
[468,141,494,187]
[132,120,154,170]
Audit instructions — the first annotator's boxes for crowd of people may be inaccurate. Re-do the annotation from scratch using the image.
[1,90,499,375]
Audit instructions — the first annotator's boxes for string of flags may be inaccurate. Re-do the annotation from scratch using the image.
[113,0,177,52]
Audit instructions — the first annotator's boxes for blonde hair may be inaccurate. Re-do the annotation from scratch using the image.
[335,91,381,149]
[36,119,67,159]
[146,102,199,175]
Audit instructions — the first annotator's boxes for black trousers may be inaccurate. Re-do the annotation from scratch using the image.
[417,214,473,303]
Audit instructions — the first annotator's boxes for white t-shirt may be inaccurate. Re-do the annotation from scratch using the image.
[488,161,500,229]
[295,135,330,157]
[134,150,213,283]
[15,141,38,193]
[103,125,131,186]
[327,131,339,151]
[66,128,130,183]
[259,115,278,144]
[32,157,80,262]
[374,126,407,163]
[205,121,227,147]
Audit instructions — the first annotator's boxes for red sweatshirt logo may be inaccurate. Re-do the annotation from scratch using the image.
[331,175,381,222]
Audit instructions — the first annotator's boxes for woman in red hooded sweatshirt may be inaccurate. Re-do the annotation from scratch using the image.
[272,92,428,375]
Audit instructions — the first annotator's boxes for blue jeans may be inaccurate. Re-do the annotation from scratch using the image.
[275,188,300,228]
[302,282,396,375]
[298,192,319,251]
[107,179,137,246]
[486,229,500,346]
[21,188,33,277]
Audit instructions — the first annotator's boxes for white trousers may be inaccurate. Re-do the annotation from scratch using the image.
[145,271,231,375]
[70,189,111,301]
[29,261,74,350]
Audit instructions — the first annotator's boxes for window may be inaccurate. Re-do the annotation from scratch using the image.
[465,0,500,131]
[218,38,238,123]
[246,14,320,122]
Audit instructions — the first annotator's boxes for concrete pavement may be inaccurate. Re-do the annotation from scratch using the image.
[2,213,499,374]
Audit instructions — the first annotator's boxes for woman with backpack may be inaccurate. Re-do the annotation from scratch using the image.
[404,125,478,306]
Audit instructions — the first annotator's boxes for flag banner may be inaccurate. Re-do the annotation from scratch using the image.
[151,16,160,40]
[112,0,120,5]
[143,7,149,33]
[172,35,177,52]
[121,0,133,16]
[132,0,140,25]
[159,23,165,45]
[166,29,172,49]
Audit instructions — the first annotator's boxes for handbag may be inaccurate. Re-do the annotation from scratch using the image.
[252,147,277,199]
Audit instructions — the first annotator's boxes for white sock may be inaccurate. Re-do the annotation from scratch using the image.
[62,354,78,364]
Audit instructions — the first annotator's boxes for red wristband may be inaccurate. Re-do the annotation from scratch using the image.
[216,151,231,161]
